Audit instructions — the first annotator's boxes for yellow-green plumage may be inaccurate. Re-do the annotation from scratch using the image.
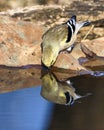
[41,73,83,105]
[41,16,90,67]
[41,24,76,67]
[42,24,69,49]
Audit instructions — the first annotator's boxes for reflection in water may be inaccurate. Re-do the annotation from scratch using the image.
[41,72,90,105]
[0,87,53,130]
[0,66,104,130]
[49,75,104,130]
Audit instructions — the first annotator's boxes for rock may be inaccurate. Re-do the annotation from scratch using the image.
[82,38,104,57]
[53,53,87,71]
[53,37,104,70]
[0,16,44,66]
[93,28,104,38]
[71,37,104,59]
[0,15,104,71]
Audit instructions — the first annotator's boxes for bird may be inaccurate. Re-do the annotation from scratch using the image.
[41,15,90,67]
[41,72,91,105]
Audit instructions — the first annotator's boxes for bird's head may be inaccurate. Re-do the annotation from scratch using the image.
[41,45,59,67]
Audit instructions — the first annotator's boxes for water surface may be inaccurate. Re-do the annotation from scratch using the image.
[0,67,104,130]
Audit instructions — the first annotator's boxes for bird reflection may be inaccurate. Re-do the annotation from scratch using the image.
[41,72,90,105]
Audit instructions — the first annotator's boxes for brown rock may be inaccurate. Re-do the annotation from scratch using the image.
[0,16,44,66]
[0,15,104,71]
[53,37,104,70]
[93,28,104,37]
[54,53,87,71]
[82,38,104,57]
[71,37,104,60]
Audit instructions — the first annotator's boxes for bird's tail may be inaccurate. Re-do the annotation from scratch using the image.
[76,20,91,33]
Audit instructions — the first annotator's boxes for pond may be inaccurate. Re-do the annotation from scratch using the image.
[0,66,104,130]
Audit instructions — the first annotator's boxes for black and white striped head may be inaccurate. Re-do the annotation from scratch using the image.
[66,15,90,42]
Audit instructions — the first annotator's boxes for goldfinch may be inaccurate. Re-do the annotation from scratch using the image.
[41,73,90,105]
[41,15,90,67]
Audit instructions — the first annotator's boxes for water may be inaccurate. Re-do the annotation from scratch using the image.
[49,75,104,130]
[0,86,54,130]
[0,67,104,130]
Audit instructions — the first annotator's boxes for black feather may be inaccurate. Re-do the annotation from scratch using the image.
[66,25,72,43]
[64,91,75,105]
[64,92,71,105]
[71,20,75,33]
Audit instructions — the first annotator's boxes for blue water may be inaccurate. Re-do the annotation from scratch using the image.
[0,74,104,130]
[0,87,54,130]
